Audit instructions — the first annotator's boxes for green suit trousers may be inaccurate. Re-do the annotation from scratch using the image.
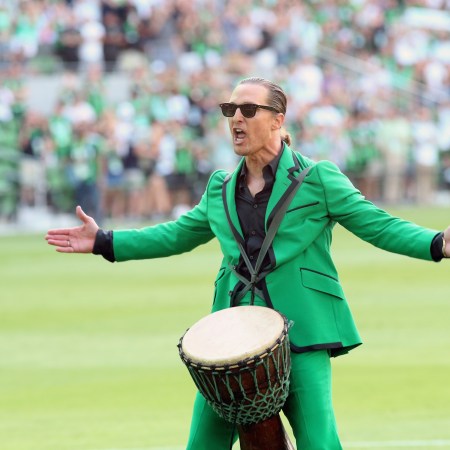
[186,349,342,450]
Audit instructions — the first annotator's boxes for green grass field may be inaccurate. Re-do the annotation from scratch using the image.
[1,206,450,450]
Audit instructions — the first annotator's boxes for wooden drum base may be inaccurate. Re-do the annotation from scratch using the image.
[238,414,294,450]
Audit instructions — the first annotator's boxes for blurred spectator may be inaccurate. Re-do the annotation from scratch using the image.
[98,109,126,220]
[416,56,449,103]
[18,111,49,207]
[137,121,172,220]
[63,90,97,126]
[411,106,439,204]
[84,64,107,117]
[73,0,101,23]
[103,10,126,71]
[347,109,383,201]
[376,106,412,203]
[0,80,21,220]
[67,123,104,222]
[46,100,74,212]
[55,9,82,71]
[437,99,450,154]
[9,1,40,62]
[0,4,12,64]
[78,15,105,71]
[164,121,198,214]
[441,153,450,191]
[287,56,324,107]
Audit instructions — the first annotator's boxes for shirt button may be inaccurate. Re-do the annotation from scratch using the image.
[251,230,256,236]
[250,255,254,260]
[253,204,258,209]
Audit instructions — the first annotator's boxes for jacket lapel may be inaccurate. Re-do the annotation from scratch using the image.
[265,145,300,230]
[223,157,245,242]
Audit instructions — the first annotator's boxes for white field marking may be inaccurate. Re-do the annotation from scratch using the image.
[100,448,184,450]
[344,441,450,448]
[99,442,450,450]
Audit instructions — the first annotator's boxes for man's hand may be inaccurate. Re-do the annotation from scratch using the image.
[45,206,99,254]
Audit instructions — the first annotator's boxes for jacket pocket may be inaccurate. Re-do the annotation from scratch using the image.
[300,268,344,300]
[286,201,319,214]
[214,267,226,286]
[212,267,226,305]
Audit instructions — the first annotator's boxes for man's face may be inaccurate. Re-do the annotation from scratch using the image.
[226,83,281,158]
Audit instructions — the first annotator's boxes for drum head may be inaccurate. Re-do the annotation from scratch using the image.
[181,306,285,366]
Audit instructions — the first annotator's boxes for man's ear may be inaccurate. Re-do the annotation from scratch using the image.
[272,113,285,130]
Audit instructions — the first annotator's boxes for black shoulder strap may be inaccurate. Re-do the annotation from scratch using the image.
[222,165,311,304]
[254,165,311,274]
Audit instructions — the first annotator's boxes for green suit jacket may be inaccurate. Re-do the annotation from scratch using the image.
[113,145,438,356]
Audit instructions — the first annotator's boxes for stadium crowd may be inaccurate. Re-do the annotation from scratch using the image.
[1,0,450,224]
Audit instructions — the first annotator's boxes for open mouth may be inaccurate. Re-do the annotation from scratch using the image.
[233,128,246,144]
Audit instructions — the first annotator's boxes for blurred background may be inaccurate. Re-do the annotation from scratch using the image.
[2,2,450,449]
[1,0,450,232]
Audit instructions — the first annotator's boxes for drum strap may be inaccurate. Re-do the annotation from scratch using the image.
[223,163,311,305]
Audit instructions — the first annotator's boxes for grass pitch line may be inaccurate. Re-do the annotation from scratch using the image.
[101,441,450,450]
[101,447,184,450]
[345,440,450,448]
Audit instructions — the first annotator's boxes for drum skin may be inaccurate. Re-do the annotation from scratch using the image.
[178,306,291,426]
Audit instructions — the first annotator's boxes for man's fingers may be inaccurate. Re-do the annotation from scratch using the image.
[45,233,69,241]
[56,246,74,254]
[46,237,73,247]
[46,229,71,237]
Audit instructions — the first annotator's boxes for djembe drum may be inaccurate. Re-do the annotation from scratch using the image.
[178,306,294,450]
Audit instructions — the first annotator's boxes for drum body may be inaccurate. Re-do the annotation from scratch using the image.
[178,306,291,426]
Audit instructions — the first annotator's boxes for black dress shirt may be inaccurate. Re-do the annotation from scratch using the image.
[233,151,282,284]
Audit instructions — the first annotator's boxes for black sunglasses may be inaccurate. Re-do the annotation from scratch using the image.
[219,103,279,118]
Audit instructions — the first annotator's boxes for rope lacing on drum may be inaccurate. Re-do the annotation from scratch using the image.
[178,314,292,427]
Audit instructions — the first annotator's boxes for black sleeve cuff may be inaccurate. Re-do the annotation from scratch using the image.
[430,232,444,262]
[92,229,116,263]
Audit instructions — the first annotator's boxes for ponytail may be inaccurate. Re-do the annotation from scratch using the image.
[281,129,292,147]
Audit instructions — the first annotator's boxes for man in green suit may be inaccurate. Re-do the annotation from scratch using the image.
[46,77,450,449]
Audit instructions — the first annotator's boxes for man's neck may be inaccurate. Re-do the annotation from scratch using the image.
[244,143,283,197]
[244,143,282,180]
